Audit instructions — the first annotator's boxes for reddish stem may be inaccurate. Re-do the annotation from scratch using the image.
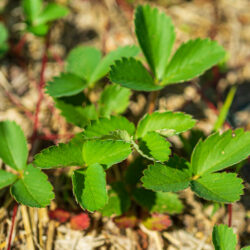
[14,34,27,56]
[7,203,18,250]
[228,204,232,227]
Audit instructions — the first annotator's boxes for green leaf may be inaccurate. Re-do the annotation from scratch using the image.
[163,38,226,85]
[99,84,131,117]
[242,247,250,250]
[138,132,171,162]
[190,172,244,203]
[212,224,237,250]
[66,46,102,80]
[55,100,97,127]
[22,0,42,23]
[46,73,87,98]
[89,45,140,84]
[33,134,84,169]
[133,188,183,214]
[142,155,191,192]
[135,5,175,80]
[0,23,8,45]
[0,121,28,171]
[136,111,196,138]
[84,116,135,138]
[11,165,54,207]
[110,57,162,91]
[101,182,131,217]
[191,129,250,176]
[72,164,108,212]
[0,170,17,189]
[27,23,49,36]
[35,3,69,26]
[82,140,131,168]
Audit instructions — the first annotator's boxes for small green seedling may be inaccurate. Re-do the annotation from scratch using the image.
[0,121,54,207]
[212,224,250,250]
[22,0,69,36]
[0,22,8,58]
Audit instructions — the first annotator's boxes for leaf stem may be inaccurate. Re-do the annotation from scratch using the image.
[7,203,18,250]
[148,91,159,114]
[228,203,232,227]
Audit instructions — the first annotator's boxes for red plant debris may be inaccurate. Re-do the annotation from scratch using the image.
[49,208,71,223]
[70,213,90,230]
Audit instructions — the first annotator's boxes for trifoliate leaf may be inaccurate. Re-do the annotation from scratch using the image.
[33,134,85,169]
[110,57,162,91]
[133,188,183,214]
[46,73,87,98]
[89,45,140,84]
[82,140,131,168]
[72,164,108,212]
[163,38,226,85]
[34,3,69,26]
[55,100,97,127]
[0,170,17,189]
[66,46,102,80]
[142,155,191,192]
[11,164,54,207]
[191,129,250,176]
[212,224,237,250]
[22,0,42,23]
[84,116,135,138]
[135,5,175,80]
[0,121,28,171]
[138,131,171,162]
[191,172,244,203]
[136,111,196,138]
[99,84,131,117]
[100,182,131,217]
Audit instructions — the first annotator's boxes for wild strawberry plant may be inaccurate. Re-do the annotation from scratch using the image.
[0,3,250,244]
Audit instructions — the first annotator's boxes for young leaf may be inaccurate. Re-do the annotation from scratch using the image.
[0,170,17,189]
[136,111,196,138]
[46,73,87,98]
[35,3,69,26]
[84,116,135,138]
[27,23,49,36]
[110,57,162,91]
[135,5,175,79]
[34,134,84,169]
[191,129,250,176]
[138,131,171,162]
[82,140,131,168]
[163,38,226,85]
[66,47,102,80]
[11,165,54,207]
[89,45,140,84]
[142,155,191,192]
[99,84,131,117]
[55,100,97,127]
[72,164,108,212]
[22,0,42,23]
[101,182,131,217]
[212,224,237,250]
[133,188,183,214]
[0,121,28,171]
[191,172,244,203]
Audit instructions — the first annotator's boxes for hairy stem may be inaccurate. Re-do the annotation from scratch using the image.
[228,204,232,227]
[148,91,159,114]
[7,203,18,250]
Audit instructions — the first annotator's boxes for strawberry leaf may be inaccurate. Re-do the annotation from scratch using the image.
[82,140,131,168]
[72,164,108,212]
[110,58,162,91]
[136,111,195,138]
[84,116,135,138]
[191,129,250,176]
[135,5,175,80]
[163,38,226,85]
[46,73,87,98]
[11,164,54,207]
[212,224,237,250]
[99,84,131,117]
[190,172,244,203]
[142,155,191,192]
[34,134,84,169]
[133,188,183,214]
[0,121,28,171]
[0,170,17,189]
